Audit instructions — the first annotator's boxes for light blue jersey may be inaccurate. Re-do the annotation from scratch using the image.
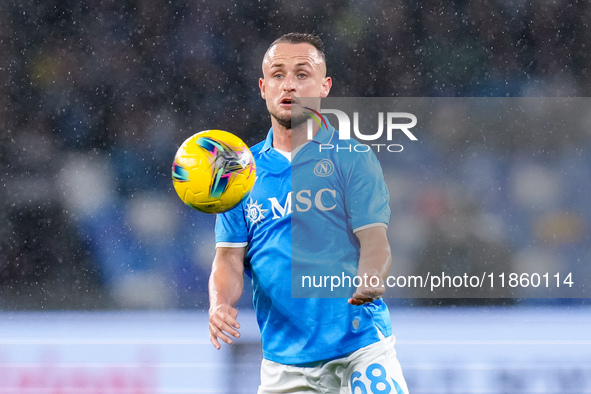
[215,120,392,365]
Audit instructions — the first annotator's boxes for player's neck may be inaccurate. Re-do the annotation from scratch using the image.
[272,120,319,152]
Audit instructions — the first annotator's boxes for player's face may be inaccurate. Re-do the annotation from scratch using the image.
[259,43,332,129]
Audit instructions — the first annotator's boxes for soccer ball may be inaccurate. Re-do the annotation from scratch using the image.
[172,130,256,214]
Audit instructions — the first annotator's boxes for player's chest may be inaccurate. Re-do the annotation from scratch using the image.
[244,161,344,228]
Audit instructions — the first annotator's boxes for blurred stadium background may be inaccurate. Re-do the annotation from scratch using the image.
[1,0,590,392]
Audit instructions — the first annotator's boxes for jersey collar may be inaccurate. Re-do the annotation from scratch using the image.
[261,127,274,153]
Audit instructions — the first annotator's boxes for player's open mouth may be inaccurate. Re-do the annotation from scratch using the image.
[280,97,299,107]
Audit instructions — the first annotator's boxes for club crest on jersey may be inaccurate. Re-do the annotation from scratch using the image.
[314,159,334,177]
[245,197,267,225]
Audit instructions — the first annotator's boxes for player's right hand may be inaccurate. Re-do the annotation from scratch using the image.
[209,303,241,349]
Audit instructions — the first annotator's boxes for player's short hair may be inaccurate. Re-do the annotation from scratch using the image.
[266,33,326,63]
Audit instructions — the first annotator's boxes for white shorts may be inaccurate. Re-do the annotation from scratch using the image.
[257,335,409,394]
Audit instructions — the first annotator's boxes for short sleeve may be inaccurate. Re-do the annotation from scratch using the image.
[343,151,391,232]
[214,203,249,247]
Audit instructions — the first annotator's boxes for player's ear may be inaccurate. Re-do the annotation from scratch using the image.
[321,77,332,98]
[259,78,266,99]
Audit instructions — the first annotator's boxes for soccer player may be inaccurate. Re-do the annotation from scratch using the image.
[209,33,409,393]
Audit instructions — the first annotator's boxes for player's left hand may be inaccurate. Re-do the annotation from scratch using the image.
[348,271,385,306]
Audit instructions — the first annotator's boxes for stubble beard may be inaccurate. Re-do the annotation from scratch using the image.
[270,110,308,130]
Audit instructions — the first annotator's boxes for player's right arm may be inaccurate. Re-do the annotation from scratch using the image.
[208,246,245,349]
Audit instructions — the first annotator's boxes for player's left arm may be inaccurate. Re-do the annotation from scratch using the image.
[348,225,392,306]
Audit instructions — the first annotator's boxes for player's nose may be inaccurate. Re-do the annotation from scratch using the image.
[282,74,297,91]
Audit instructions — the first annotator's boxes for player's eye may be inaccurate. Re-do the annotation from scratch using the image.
[273,73,283,79]
[297,73,307,79]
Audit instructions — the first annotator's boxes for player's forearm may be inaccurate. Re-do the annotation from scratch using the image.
[349,226,392,305]
[357,227,392,280]
[358,244,391,281]
[209,264,243,309]
[208,249,245,309]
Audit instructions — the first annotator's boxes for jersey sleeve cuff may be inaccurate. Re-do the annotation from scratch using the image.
[352,222,388,233]
[215,241,248,248]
